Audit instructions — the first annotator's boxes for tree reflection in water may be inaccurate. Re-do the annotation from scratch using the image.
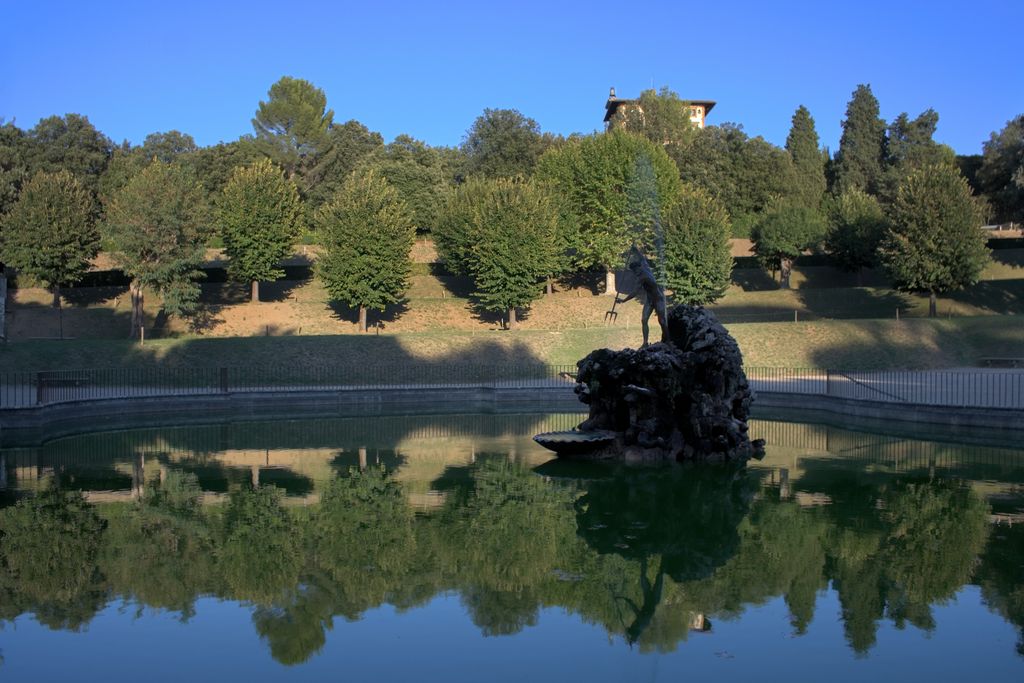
[0,452,1012,665]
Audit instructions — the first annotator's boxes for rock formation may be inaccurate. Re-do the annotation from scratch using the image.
[573,304,763,463]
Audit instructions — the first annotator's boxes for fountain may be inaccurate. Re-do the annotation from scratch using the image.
[535,246,763,464]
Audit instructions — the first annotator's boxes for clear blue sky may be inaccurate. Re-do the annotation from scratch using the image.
[3,0,1022,155]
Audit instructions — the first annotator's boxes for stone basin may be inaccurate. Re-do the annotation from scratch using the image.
[532,430,617,456]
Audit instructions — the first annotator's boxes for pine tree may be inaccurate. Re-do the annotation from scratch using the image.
[218,159,304,303]
[1,170,98,312]
[879,163,989,317]
[785,106,826,209]
[315,170,415,332]
[662,184,733,305]
[102,160,206,337]
[832,85,887,196]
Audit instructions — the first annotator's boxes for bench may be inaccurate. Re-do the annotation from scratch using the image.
[38,371,91,387]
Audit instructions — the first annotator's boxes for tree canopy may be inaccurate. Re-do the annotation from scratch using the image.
[315,169,415,331]
[669,123,796,234]
[785,105,826,210]
[102,160,207,335]
[1,170,98,303]
[252,77,334,186]
[661,184,733,305]
[218,158,304,302]
[461,108,549,179]
[879,163,989,316]
[536,129,680,281]
[825,188,889,275]
[435,176,561,328]
[752,203,826,288]
[832,84,887,196]
[977,114,1024,223]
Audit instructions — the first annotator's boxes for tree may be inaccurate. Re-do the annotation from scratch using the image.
[977,114,1024,223]
[315,169,415,332]
[435,177,561,328]
[24,114,112,201]
[668,123,797,234]
[880,110,955,203]
[218,159,304,303]
[102,160,207,337]
[825,189,889,279]
[0,120,28,218]
[785,105,826,209]
[461,108,549,179]
[536,129,681,293]
[305,120,384,209]
[751,203,826,288]
[832,85,887,196]
[358,135,452,232]
[252,76,334,186]
[879,163,989,317]
[662,184,733,305]
[609,87,698,149]
[1,170,98,314]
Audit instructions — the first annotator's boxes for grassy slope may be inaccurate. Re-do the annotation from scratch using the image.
[2,316,1020,372]
[3,245,1020,372]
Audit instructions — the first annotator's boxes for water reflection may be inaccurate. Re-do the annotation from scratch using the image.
[0,414,1022,670]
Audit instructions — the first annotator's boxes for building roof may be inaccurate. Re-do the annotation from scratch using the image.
[603,91,716,123]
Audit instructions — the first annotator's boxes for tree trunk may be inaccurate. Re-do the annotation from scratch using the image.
[251,280,259,303]
[928,290,937,318]
[52,285,63,340]
[358,305,367,333]
[508,307,517,329]
[779,257,793,289]
[605,268,616,295]
[130,280,144,339]
[546,279,553,296]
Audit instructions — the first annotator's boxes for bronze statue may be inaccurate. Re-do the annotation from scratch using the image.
[615,245,668,347]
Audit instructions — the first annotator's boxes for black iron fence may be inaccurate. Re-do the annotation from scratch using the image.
[0,365,1021,411]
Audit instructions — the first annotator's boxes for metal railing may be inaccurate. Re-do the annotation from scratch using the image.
[0,365,1021,411]
[0,364,579,410]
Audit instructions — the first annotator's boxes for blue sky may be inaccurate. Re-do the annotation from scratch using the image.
[3,0,1022,155]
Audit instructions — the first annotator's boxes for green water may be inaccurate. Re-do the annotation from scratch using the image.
[1,413,1023,681]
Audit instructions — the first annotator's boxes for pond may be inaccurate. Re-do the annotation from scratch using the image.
[1,413,1023,681]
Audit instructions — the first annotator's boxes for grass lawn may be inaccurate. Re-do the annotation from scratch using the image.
[2,316,1020,373]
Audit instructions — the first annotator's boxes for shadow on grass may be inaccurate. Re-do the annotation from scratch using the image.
[946,280,1024,315]
[797,288,912,320]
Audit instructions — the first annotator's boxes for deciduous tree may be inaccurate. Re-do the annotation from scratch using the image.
[879,163,989,317]
[315,170,415,332]
[102,160,207,337]
[1,170,98,308]
[536,130,680,293]
[461,108,549,179]
[25,114,112,201]
[977,114,1024,223]
[825,189,889,280]
[662,184,732,305]
[218,159,304,302]
[752,203,826,289]
[435,177,561,328]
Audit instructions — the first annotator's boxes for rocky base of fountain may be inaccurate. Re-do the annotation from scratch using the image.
[540,305,764,464]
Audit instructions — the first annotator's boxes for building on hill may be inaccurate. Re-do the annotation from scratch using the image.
[604,87,716,130]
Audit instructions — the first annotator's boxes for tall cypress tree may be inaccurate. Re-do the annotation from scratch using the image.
[785,106,826,209]
[832,85,887,196]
